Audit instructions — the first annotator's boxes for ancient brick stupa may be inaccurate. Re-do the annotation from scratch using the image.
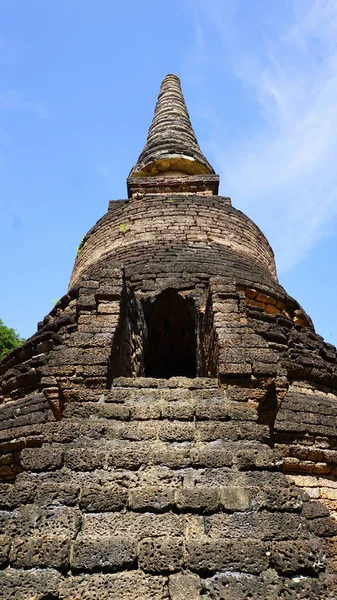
[1,74,337,599]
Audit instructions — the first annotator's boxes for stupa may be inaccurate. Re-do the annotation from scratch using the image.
[0,74,337,599]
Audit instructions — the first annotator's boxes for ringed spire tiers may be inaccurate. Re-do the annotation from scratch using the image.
[128,74,219,197]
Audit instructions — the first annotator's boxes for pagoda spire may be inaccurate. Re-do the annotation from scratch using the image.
[129,74,215,178]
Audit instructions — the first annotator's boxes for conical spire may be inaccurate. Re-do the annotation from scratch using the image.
[129,74,215,178]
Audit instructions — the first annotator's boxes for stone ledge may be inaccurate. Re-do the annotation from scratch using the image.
[111,377,218,389]
[127,174,220,197]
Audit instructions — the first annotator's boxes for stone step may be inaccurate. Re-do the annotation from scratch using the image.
[58,419,268,445]
[71,386,224,406]
[19,439,278,472]
[1,482,302,521]
[63,397,258,423]
[112,376,219,389]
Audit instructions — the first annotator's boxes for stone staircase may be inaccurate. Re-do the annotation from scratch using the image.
[0,377,336,599]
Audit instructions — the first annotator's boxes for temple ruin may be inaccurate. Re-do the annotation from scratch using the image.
[0,74,337,599]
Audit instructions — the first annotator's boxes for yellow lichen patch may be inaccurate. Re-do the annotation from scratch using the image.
[256,292,269,304]
[265,304,281,315]
[134,156,211,177]
[241,287,310,327]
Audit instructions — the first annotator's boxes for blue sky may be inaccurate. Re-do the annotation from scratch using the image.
[1,0,337,347]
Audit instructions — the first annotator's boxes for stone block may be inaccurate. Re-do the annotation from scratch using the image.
[107,443,150,469]
[152,443,191,468]
[81,512,182,541]
[191,442,233,468]
[234,441,280,470]
[197,421,268,443]
[157,421,195,442]
[20,446,63,471]
[226,402,258,421]
[320,486,337,500]
[196,422,237,442]
[195,400,228,420]
[80,484,127,512]
[175,487,220,512]
[0,482,36,508]
[160,401,194,420]
[130,403,162,420]
[58,571,168,600]
[64,448,106,471]
[0,567,61,600]
[0,511,10,535]
[96,403,130,420]
[255,486,303,512]
[36,483,79,506]
[220,486,252,511]
[309,516,337,537]
[71,536,137,572]
[97,300,120,314]
[168,572,201,600]
[219,362,252,375]
[269,539,325,575]
[6,505,81,538]
[122,421,160,441]
[128,486,175,511]
[10,534,70,569]
[202,570,282,600]
[205,511,305,541]
[187,539,268,574]
[139,536,184,573]
[302,500,329,519]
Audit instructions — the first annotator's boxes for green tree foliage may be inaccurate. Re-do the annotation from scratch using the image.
[0,319,25,359]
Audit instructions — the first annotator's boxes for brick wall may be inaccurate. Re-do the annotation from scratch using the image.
[70,195,277,289]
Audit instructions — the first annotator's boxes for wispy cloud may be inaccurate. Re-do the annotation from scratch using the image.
[184,0,337,273]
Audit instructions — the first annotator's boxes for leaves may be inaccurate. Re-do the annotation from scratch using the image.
[118,223,130,235]
[0,319,25,359]
[76,236,85,256]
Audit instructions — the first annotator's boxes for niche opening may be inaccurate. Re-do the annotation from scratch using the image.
[143,289,197,378]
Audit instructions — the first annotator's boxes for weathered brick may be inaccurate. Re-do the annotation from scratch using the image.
[81,512,183,540]
[36,483,79,506]
[175,487,220,512]
[139,536,184,573]
[20,446,63,471]
[269,539,326,574]
[58,571,168,600]
[64,448,106,471]
[0,567,61,599]
[80,484,127,512]
[168,572,201,600]
[10,534,71,569]
[71,537,136,571]
[187,539,268,574]
[129,486,175,511]
[0,482,36,508]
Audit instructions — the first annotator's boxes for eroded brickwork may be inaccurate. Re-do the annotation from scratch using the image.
[1,234,337,598]
[1,73,337,598]
[70,194,277,288]
[1,377,337,599]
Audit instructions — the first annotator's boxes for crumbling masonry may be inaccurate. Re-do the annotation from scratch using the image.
[1,74,337,599]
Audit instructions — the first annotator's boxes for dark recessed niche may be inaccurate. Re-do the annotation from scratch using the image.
[143,289,197,379]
